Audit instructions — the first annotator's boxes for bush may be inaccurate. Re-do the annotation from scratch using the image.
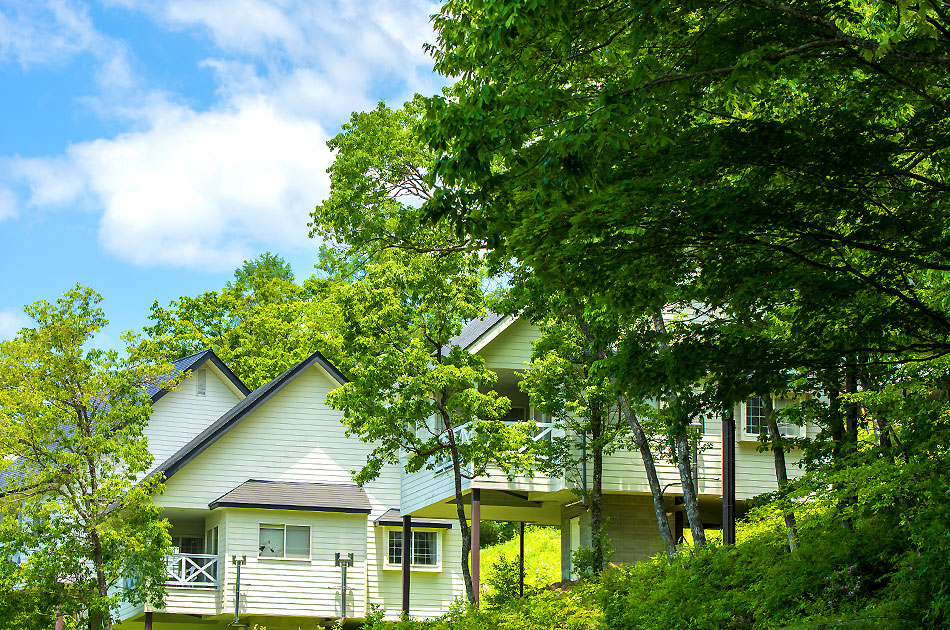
[483,553,525,608]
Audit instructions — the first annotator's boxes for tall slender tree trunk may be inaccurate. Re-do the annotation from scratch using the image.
[652,311,705,549]
[90,530,111,630]
[763,397,799,551]
[674,431,706,548]
[444,410,475,603]
[590,404,604,568]
[571,308,675,562]
[618,393,677,563]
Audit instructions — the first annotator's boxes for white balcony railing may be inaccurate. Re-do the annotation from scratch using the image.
[432,422,554,474]
[166,553,218,588]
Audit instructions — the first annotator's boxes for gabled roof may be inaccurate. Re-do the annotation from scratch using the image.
[439,313,510,355]
[152,349,347,482]
[209,479,371,514]
[2,349,250,494]
[148,349,251,402]
[374,508,453,529]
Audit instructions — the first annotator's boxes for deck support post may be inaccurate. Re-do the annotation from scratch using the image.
[519,521,525,597]
[722,409,736,545]
[471,488,480,604]
[401,515,411,616]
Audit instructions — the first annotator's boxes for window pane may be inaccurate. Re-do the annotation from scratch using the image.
[413,531,436,565]
[745,398,767,435]
[259,526,284,557]
[286,526,310,559]
[388,530,402,565]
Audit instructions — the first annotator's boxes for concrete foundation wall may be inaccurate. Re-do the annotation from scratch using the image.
[562,494,670,577]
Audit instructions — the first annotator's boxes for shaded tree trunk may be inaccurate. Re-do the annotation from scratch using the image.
[674,430,706,549]
[763,397,799,551]
[651,311,705,549]
[618,393,677,563]
[443,408,475,603]
[590,404,604,567]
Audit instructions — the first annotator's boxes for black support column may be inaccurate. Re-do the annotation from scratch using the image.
[519,521,525,597]
[722,409,736,545]
[471,488,480,604]
[401,515,411,615]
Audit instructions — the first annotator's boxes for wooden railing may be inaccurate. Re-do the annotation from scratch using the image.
[166,553,218,588]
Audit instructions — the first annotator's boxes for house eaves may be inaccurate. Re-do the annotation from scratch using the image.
[151,349,347,483]
[148,349,251,403]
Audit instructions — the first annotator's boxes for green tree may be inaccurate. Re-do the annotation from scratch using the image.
[325,247,533,603]
[312,98,538,603]
[142,253,333,389]
[420,0,950,553]
[0,285,172,630]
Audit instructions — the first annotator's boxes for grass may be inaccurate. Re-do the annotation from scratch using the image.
[480,525,562,589]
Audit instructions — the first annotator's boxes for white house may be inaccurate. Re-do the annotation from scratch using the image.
[118,317,810,628]
[117,349,462,629]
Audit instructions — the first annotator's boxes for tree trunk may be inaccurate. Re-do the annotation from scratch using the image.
[90,529,111,630]
[674,432,706,548]
[763,397,799,551]
[652,311,705,549]
[590,404,604,568]
[444,411,475,603]
[845,361,859,454]
[618,393,677,563]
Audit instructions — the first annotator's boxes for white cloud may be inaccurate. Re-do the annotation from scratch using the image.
[0,0,133,88]
[2,0,448,270]
[0,309,29,340]
[11,97,332,271]
[0,188,16,220]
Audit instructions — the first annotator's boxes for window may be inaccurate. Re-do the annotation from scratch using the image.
[259,524,310,560]
[171,535,203,555]
[196,369,207,396]
[745,397,767,436]
[205,526,218,555]
[742,397,803,439]
[386,530,439,567]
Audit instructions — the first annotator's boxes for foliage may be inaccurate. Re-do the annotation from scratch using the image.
[483,554,523,609]
[571,523,612,581]
[141,252,334,389]
[364,585,601,630]
[480,525,560,591]
[312,98,541,603]
[477,521,519,548]
[0,285,172,630]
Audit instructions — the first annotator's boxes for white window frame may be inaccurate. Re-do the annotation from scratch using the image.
[258,523,311,561]
[738,397,804,441]
[382,528,442,572]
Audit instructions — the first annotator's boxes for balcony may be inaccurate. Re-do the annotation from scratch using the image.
[432,420,554,474]
[166,553,219,588]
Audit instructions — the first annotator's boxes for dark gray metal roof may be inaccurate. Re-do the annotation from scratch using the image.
[147,349,251,402]
[152,349,347,482]
[439,313,508,355]
[374,508,453,529]
[209,479,371,513]
[0,460,34,493]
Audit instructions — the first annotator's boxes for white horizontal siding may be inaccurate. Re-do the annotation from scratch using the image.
[367,522,466,619]
[477,319,540,370]
[155,363,400,515]
[147,365,244,470]
[400,466,466,517]
[217,508,368,618]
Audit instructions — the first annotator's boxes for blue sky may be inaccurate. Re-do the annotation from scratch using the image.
[0,0,446,347]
